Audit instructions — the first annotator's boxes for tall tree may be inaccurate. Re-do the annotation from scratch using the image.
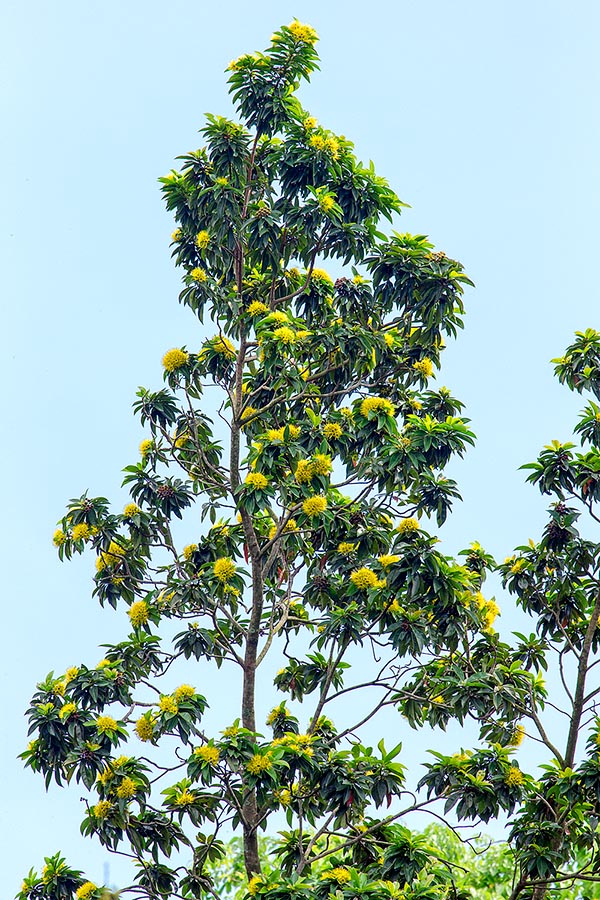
[19,21,540,900]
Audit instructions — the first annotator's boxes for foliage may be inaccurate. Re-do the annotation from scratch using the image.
[21,19,599,900]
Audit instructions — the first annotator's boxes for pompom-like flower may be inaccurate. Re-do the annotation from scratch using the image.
[318,194,335,213]
[123,503,141,517]
[323,422,343,440]
[76,884,97,900]
[350,567,381,590]
[93,800,112,819]
[508,724,526,747]
[190,267,207,283]
[247,875,264,896]
[338,542,357,555]
[311,453,332,476]
[174,684,195,702]
[159,695,179,715]
[360,396,396,417]
[302,495,328,517]
[59,703,77,720]
[135,715,155,742]
[195,230,210,249]
[321,867,351,884]
[214,557,237,582]
[246,753,273,775]
[397,517,419,534]
[287,20,318,43]
[378,554,400,569]
[413,358,434,377]
[211,335,236,359]
[248,300,269,316]
[175,790,195,807]
[194,744,220,766]
[171,228,182,242]
[310,268,333,283]
[295,459,314,484]
[139,438,153,456]
[128,600,149,627]
[183,543,198,561]
[116,776,137,799]
[72,523,90,541]
[53,529,67,547]
[273,326,296,345]
[96,715,118,734]
[162,348,189,372]
[505,766,524,787]
[245,472,269,490]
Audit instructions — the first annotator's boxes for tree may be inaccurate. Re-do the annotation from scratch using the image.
[19,20,545,900]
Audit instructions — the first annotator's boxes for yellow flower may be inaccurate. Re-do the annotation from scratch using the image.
[302,495,328,517]
[321,867,351,884]
[53,680,66,696]
[59,703,77,720]
[325,136,340,159]
[311,453,333,476]
[276,788,292,806]
[378,554,400,568]
[508,724,526,747]
[171,228,182,241]
[288,424,301,439]
[139,438,153,455]
[128,600,149,627]
[214,557,237,582]
[246,753,273,775]
[384,332,395,348]
[248,300,269,316]
[135,715,155,742]
[482,599,500,628]
[215,176,229,186]
[266,427,285,442]
[123,503,141,517]
[247,875,264,896]
[162,348,189,372]
[241,406,257,423]
[386,599,402,614]
[190,266,207,282]
[505,766,524,787]
[72,523,90,541]
[319,194,335,213]
[303,116,317,130]
[76,883,97,900]
[183,543,198,560]
[323,422,343,440]
[159,695,179,715]
[309,134,325,151]
[310,268,333,283]
[211,335,236,359]
[397,517,419,534]
[96,715,117,734]
[53,529,67,546]
[64,666,79,683]
[338,542,357,555]
[287,20,318,43]
[273,326,296,344]
[350,567,380,590]
[93,800,112,819]
[295,459,314,484]
[195,230,210,249]
[174,684,195,702]
[175,789,195,806]
[246,472,269,490]
[194,744,220,766]
[360,396,396,417]
[116,776,137,799]
[413,358,434,378]
[267,311,289,324]
[340,406,353,418]
[510,559,527,574]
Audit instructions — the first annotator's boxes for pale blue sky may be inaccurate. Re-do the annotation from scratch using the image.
[3,0,600,891]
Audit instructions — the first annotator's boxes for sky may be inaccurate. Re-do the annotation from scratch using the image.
[2,0,600,892]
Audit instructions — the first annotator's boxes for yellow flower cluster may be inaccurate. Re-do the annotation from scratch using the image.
[310,268,333,283]
[159,695,179,715]
[247,753,273,775]
[183,543,198,560]
[190,267,207,283]
[319,194,335,213]
[171,228,182,242]
[413,358,434,377]
[287,20,318,43]
[510,559,527,574]
[135,715,155,742]
[128,600,149,627]
[194,744,220,766]
[378,554,400,568]
[246,471,269,490]
[59,703,77,720]
[175,790,195,807]
[210,335,236,359]
[248,300,269,316]
[508,724,526,747]
[505,766,524,787]
[321,867,351,884]
[397,517,419,534]
[116,776,137,799]
[360,396,396,417]
[76,884,97,900]
[308,134,339,159]
[338,542,357,555]
[93,800,111,819]
[96,541,126,572]
[302,495,328,517]
[140,438,153,456]
[295,459,313,484]
[247,875,264,896]
[65,666,79,683]
[53,529,67,546]
[72,523,91,541]
[350,567,385,590]
[214,557,237,582]
[311,453,333,476]
[162,348,189,372]
[323,422,343,440]
[273,325,296,344]
[123,503,141,517]
[195,230,210,249]
[174,684,195,702]
[96,715,117,734]
[268,519,298,540]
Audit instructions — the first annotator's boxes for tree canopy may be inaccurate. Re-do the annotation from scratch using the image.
[18,20,600,900]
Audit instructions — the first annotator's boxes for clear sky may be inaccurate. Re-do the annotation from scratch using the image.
[2,0,600,891]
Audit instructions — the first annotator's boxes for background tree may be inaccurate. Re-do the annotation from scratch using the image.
[19,22,542,900]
